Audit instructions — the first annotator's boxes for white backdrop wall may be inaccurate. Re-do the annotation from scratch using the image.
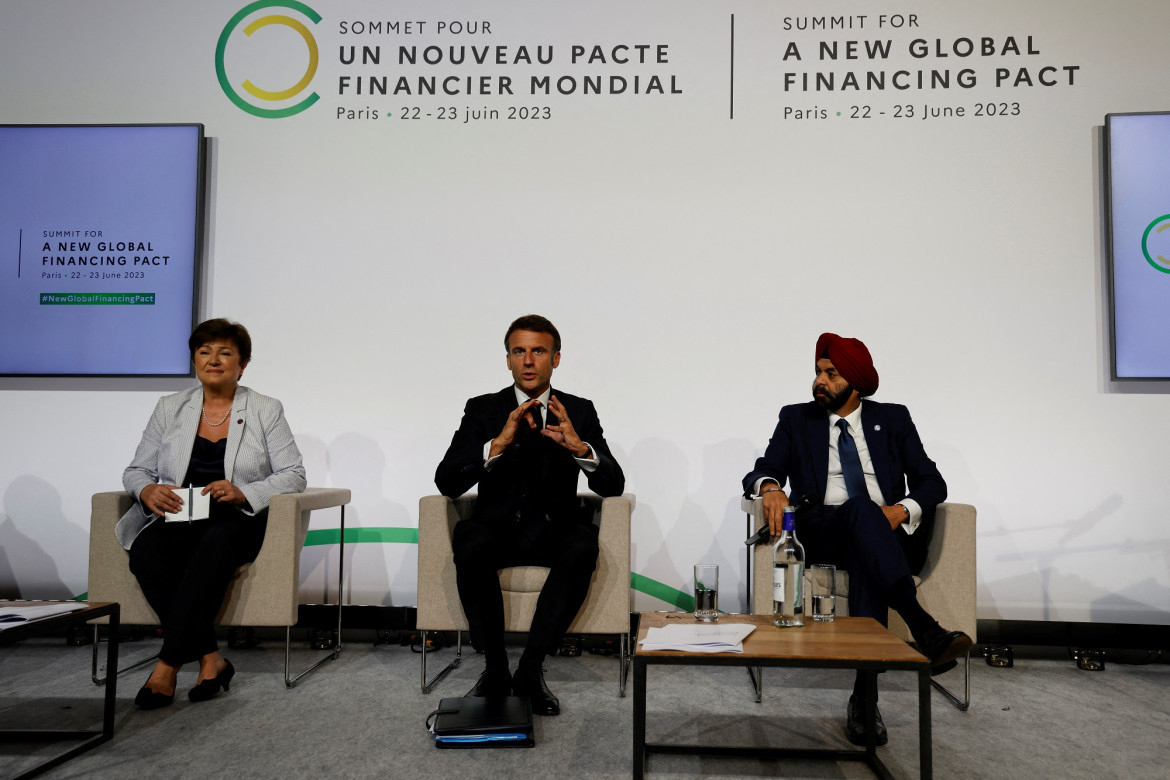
[1,0,1168,625]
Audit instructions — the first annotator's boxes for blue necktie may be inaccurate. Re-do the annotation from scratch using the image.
[836,419,868,500]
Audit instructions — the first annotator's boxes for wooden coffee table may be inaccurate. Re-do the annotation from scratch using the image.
[0,601,120,779]
[633,612,931,779]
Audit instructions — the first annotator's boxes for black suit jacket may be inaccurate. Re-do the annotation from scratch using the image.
[435,386,625,528]
[742,399,946,571]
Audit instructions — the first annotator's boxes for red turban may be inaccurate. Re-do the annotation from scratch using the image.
[815,333,879,396]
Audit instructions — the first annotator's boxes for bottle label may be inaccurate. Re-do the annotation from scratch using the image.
[772,564,786,603]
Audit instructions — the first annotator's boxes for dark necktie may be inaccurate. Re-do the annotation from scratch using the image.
[836,418,868,500]
[518,401,546,540]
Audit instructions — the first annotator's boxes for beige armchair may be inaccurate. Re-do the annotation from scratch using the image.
[747,499,976,710]
[88,487,351,687]
[417,493,635,696]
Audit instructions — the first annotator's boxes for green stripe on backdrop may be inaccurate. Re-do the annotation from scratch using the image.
[629,572,694,611]
[97,529,697,609]
[305,527,419,546]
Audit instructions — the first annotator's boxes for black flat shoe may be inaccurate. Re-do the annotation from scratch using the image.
[512,667,560,716]
[134,680,174,710]
[846,694,888,747]
[188,659,235,703]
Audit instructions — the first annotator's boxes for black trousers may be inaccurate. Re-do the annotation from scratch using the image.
[128,510,268,665]
[452,518,599,663]
[797,497,922,626]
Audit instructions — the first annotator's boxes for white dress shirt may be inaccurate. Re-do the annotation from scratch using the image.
[482,385,600,472]
[755,405,922,534]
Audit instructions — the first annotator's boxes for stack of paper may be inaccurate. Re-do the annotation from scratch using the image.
[639,623,756,653]
[0,603,87,630]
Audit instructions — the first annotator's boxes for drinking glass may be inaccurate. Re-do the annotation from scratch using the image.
[810,564,836,622]
[693,563,718,622]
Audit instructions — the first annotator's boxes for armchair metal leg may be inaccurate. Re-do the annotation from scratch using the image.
[285,625,341,687]
[619,631,631,697]
[743,504,764,703]
[930,651,971,711]
[91,624,156,686]
[285,504,346,688]
[420,629,463,694]
[746,666,763,702]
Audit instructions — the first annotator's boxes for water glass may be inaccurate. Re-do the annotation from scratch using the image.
[810,564,836,622]
[693,563,718,622]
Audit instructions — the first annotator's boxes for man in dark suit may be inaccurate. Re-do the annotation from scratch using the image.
[743,332,971,746]
[435,314,625,715]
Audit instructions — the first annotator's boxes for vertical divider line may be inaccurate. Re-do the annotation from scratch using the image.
[730,14,735,119]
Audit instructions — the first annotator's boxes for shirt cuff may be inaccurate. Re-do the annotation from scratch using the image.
[575,442,600,472]
[900,498,923,534]
[753,477,782,498]
[483,440,500,471]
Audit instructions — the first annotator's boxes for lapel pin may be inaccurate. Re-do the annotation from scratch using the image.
[873,424,881,431]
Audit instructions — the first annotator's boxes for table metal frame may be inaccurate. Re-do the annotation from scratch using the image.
[633,614,931,780]
[1,601,119,780]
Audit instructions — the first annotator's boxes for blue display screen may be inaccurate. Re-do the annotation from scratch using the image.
[0,124,203,376]
[1106,112,1170,380]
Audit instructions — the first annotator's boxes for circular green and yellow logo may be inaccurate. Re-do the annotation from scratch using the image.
[1141,215,1170,274]
[216,1,321,118]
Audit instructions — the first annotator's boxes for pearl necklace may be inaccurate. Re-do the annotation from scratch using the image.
[202,405,231,427]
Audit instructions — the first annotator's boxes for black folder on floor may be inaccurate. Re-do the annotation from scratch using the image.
[428,696,535,748]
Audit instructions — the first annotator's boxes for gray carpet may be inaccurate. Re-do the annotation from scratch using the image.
[1,633,1167,779]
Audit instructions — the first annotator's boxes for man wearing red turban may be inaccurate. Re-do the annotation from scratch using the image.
[742,332,970,747]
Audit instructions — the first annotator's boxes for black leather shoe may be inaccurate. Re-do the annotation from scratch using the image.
[918,628,973,670]
[512,667,560,716]
[188,659,235,703]
[931,658,959,677]
[466,668,512,698]
[846,694,888,747]
[134,681,174,710]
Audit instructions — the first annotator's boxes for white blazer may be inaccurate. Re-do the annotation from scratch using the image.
[116,384,307,550]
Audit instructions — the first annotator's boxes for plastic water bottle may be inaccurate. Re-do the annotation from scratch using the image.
[773,505,805,627]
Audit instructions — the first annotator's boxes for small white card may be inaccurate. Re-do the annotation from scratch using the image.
[164,486,211,522]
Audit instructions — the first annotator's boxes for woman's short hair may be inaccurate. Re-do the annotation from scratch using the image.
[188,318,252,364]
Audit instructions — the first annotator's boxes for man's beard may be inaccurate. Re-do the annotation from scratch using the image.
[813,383,855,413]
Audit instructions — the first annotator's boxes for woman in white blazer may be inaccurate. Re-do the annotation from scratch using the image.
[117,319,306,708]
